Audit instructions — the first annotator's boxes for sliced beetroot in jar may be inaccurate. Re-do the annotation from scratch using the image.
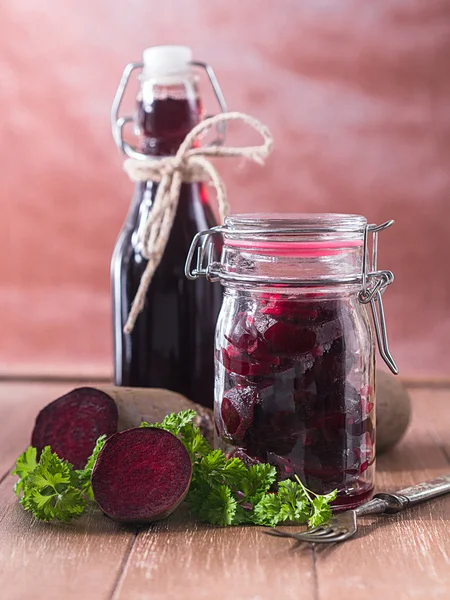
[359,431,375,463]
[226,312,275,362]
[257,378,297,417]
[31,387,118,469]
[261,298,322,323]
[347,416,375,438]
[246,400,301,456]
[294,389,320,425]
[92,427,192,523]
[217,293,373,506]
[261,299,300,321]
[262,320,317,355]
[225,311,259,353]
[266,452,296,479]
[261,299,293,319]
[221,386,257,441]
[229,447,264,468]
[308,412,347,443]
[314,344,347,385]
[302,457,345,485]
[222,345,277,376]
[273,365,296,398]
[314,311,354,348]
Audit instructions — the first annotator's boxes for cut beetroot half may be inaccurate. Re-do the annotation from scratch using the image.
[92,427,192,523]
[31,387,118,469]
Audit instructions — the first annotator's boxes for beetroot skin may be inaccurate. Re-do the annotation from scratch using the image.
[31,387,118,469]
[91,427,192,523]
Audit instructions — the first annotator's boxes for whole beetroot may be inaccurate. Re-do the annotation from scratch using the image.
[91,427,192,523]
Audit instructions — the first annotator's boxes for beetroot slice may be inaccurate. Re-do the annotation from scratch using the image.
[91,427,192,523]
[221,386,257,440]
[31,387,118,469]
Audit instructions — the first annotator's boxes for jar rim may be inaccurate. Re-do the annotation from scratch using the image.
[222,213,367,256]
[224,213,367,233]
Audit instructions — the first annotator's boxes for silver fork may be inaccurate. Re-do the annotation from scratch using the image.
[266,474,450,544]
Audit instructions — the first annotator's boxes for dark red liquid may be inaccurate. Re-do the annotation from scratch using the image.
[112,93,222,408]
[137,96,202,156]
[217,295,375,508]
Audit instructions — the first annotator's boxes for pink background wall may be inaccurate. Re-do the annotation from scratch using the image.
[1,1,449,379]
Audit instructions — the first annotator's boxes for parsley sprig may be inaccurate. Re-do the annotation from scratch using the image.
[143,410,337,527]
[13,447,87,522]
[13,410,336,527]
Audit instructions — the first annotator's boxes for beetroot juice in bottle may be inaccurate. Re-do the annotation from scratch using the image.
[111,46,223,408]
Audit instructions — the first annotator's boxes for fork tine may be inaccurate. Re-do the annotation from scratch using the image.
[304,525,331,535]
[265,519,353,544]
[290,528,352,544]
[308,527,334,537]
[305,529,340,539]
[292,535,337,543]
[324,528,355,542]
[267,528,335,543]
[264,529,304,539]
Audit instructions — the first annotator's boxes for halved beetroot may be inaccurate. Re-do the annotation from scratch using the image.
[91,427,192,523]
[31,387,118,469]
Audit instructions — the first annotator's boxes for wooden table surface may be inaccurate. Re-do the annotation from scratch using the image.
[0,380,449,600]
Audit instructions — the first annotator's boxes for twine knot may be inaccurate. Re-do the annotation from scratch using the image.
[122,111,273,333]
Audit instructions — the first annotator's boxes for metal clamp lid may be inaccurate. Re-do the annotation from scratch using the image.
[184,220,398,374]
[111,60,228,160]
[358,221,398,374]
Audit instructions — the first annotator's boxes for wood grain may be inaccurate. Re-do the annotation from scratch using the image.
[0,489,136,600]
[113,508,315,600]
[0,382,449,600]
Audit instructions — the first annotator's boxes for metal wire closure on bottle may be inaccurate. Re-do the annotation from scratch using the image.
[184,220,398,374]
[111,61,228,160]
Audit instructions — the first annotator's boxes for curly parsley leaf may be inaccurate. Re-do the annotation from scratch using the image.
[199,485,237,526]
[142,409,196,436]
[141,409,211,461]
[12,446,37,497]
[252,480,309,526]
[252,493,282,526]
[241,464,277,502]
[18,447,86,522]
[308,490,338,527]
[76,435,107,499]
[178,423,212,461]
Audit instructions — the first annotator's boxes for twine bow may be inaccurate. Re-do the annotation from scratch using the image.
[123,111,273,333]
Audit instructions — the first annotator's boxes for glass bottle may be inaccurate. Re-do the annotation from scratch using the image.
[185,213,398,510]
[110,46,225,408]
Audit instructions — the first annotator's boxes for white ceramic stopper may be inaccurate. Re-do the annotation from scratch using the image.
[142,45,193,80]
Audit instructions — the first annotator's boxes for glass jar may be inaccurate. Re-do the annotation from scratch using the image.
[185,214,397,510]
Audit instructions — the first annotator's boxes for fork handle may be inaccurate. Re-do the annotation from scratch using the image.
[373,474,450,514]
